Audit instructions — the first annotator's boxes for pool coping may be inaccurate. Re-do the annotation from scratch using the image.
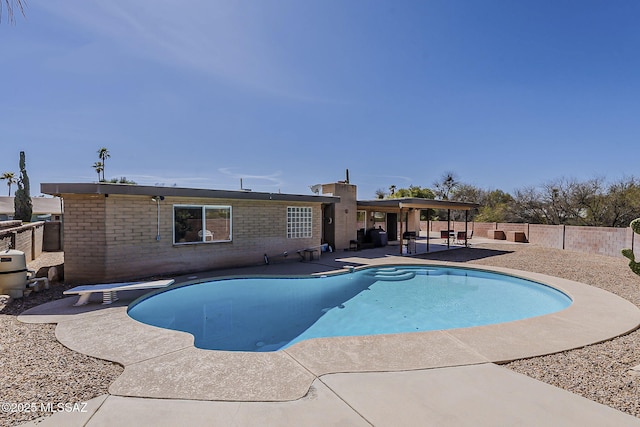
[18,257,640,402]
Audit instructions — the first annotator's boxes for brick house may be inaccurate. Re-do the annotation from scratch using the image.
[41,183,338,284]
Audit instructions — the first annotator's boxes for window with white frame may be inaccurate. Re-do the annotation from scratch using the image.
[356,210,367,230]
[173,205,232,244]
[287,206,312,238]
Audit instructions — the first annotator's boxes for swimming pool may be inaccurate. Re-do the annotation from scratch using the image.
[127,265,572,352]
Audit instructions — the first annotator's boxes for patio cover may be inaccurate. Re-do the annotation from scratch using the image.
[357,198,480,253]
[357,198,479,212]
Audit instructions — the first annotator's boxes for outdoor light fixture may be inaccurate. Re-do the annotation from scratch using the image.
[151,196,164,240]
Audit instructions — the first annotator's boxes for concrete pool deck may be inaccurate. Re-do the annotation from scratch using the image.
[17,243,640,426]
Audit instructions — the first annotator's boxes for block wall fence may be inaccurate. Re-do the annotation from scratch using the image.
[421,220,637,259]
[0,221,45,262]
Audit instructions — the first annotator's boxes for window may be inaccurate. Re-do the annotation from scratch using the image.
[173,205,232,244]
[356,210,367,230]
[373,211,386,223]
[287,206,312,238]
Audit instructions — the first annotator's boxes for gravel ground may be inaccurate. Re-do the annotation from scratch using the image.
[422,243,640,418]
[0,253,123,427]
[1,245,639,426]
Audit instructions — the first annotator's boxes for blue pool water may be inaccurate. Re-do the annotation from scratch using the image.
[127,266,571,352]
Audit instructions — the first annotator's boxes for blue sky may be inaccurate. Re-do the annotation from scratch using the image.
[1,0,639,199]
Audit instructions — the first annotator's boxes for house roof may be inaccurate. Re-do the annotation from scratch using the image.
[357,197,479,211]
[0,196,63,215]
[41,183,339,204]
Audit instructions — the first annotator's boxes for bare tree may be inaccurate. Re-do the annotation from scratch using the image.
[1,0,26,24]
[433,171,459,200]
[508,176,640,227]
[510,186,549,224]
[374,188,386,199]
[603,177,640,227]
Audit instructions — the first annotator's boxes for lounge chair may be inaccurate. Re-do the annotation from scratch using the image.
[63,279,175,306]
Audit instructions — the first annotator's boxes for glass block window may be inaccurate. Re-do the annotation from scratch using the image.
[287,206,312,238]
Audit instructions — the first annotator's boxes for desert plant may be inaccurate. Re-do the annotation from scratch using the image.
[14,151,32,222]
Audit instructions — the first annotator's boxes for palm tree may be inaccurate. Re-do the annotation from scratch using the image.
[92,162,104,182]
[1,0,25,24]
[1,171,16,196]
[97,147,110,181]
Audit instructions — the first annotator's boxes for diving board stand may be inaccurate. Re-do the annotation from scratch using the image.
[63,279,175,306]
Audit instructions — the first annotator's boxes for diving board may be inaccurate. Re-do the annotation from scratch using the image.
[63,279,175,306]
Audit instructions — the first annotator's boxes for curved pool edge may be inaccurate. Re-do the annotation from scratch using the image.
[19,259,640,402]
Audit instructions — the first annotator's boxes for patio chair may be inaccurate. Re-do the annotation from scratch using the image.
[456,230,473,246]
[441,229,454,243]
[198,229,214,241]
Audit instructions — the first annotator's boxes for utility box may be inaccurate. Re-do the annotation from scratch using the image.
[0,249,28,298]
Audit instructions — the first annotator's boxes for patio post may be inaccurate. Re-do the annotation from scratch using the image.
[399,207,404,255]
[465,210,468,246]
[426,210,430,253]
[447,209,451,249]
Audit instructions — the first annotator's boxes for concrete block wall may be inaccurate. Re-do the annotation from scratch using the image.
[63,194,323,284]
[528,224,565,249]
[419,220,636,258]
[498,223,527,234]
[426,222,526,239]
[407,210,421,237]
[14,228,31,257]
[494,223,528,241]
[322,183,357,250]
[32,222,44,260]
[469,222,495,239]
[0,221,22,230]
[0,234,10,251]
[0,222,44,261]
[63,195,107,282]
[565,225,630,258]
[424,221,476,234]
[43,221,62,251]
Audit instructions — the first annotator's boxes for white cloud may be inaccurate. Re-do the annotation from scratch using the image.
[218,167,284,190]
[38,0,344,103]
[359,174,413,184]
